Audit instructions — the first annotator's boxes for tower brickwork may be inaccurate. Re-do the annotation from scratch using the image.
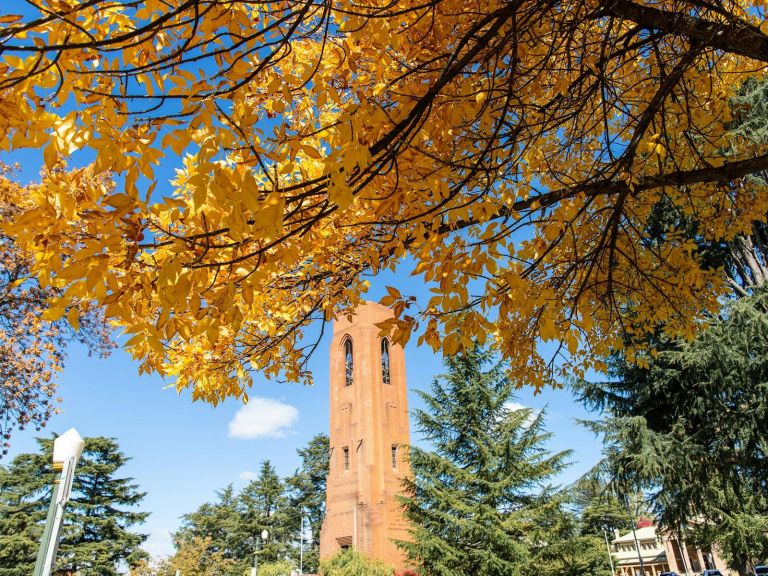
[319,302,411,569]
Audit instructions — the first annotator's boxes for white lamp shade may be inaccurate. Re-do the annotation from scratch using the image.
[52,428,85,465]
[261,529,269,541]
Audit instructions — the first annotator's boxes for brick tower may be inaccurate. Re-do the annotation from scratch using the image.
[319,301,411,569]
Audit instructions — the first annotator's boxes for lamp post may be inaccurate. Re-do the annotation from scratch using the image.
[299,514,305,575]
[33,428,85,576]
[250,529,269,576]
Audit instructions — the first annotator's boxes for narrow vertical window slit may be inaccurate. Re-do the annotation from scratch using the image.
[344,338,353,386]
[381,338,391,385]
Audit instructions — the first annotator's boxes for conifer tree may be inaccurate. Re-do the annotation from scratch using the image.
[0,436,147,576]
[175,484,241,560]
[237,461,292,566]
[522,497,612,576]
[577,290,768,576]
[286,433,329,573]
[176,436,328,572]
[397,346,570,576]
[0,450,47,576]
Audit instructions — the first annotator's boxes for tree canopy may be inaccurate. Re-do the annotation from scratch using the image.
[0,167,112,454]
[174,436,329,573]
[319,549,394,576]
[397,345,610,576]
[1,1,768,399]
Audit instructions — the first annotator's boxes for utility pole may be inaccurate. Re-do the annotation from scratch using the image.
[603,527,616,576]
[629,521,646,575]
[250,529,269,576]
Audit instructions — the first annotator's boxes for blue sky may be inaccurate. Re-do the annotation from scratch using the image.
[4,273,605,558]
[1,0,605,558]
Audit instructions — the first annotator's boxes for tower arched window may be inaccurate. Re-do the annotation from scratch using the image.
[381,338,391,385]
[344,338,353,386]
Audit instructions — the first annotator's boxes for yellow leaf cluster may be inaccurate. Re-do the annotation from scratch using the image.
[1,0,766,398]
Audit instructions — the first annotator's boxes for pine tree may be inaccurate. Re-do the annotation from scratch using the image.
[176,437,328,573]
[286,433,329,573]
[0,451,48,576]
[237,461,293,568]
[577,290,768,576]
[175,484,241,560]
[0,436,147,576]
[522,496,612,576]
[397,346,571,576]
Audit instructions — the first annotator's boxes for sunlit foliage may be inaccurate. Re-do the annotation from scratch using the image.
[1,1,767,399]
[0,166,112,454]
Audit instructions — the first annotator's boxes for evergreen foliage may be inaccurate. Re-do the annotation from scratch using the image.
[571,477,646,548]
[523,497,613,576]
[397,345,583,576]
[577,290,768,575]
[319,549,394,576]
[176,435,329,573]
[0,450,48,575]
[285,433,329,573]
[0,436,147,576]
[237,461,293,564]
[174,484,242,560]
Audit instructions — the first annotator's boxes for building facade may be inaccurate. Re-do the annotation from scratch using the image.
[319,302,411,569]
[611,525,730,576]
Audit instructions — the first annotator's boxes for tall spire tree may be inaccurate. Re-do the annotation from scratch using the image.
[577,289,768,576]
[397,346,572,576]
[237,461,293,567]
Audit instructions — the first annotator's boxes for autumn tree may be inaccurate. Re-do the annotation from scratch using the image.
[156,536,236,576]
[2,1,768,400]
[0,167,112,455]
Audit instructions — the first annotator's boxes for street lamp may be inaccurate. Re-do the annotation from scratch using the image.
[299,514,305,575]
[33,428,85,576]
[250,529,269,576]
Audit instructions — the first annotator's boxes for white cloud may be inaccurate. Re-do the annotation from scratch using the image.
[238,470,259,481]
[503,401,541,428]
[143,527,175,560]
[228,397,299,439]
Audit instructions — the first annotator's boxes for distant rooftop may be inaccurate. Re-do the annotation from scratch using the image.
[613,525,658,543]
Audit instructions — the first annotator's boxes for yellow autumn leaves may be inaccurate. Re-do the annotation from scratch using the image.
[0,0,766,400]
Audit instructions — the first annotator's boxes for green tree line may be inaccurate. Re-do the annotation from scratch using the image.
[168,434,330,575]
